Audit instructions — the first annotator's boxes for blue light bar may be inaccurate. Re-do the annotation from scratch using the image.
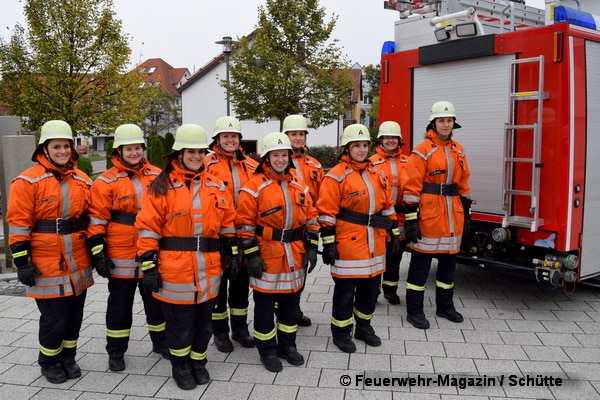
[554,6,599,30]
[381,41,395,55]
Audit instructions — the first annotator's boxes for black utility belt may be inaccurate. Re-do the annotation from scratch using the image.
[255,225,303,243]
[337,208,392,229]
[111,210,137,226]
[32,218,88,234]
[159,236,220,252]
[422,183,459,196]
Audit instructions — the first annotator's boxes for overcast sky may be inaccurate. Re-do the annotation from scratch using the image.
[1,0,547,73]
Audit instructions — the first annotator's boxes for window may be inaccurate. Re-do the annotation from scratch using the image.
[148,66,157,74]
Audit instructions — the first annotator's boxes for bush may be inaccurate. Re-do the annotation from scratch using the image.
[105,139,114,170]
[308,145,339,170]
[164,132,174,153]
[148,137,166,169]
[76,156,93,176]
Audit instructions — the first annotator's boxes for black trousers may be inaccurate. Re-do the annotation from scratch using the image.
[106,278,166,354]
[331,276,380,338]
[382,241,408,290]
[212,265,250,334]
[406,251,457,315]
[253,290,300,357]
[161,298,216,363]
[36,290,87,367]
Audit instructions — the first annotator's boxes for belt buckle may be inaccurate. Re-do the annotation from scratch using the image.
[280,230,288,242]
[55,218,63,234]
[196,236,203,252]
[366,213,373,227]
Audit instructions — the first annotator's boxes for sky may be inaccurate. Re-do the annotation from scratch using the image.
[0,0,548,73]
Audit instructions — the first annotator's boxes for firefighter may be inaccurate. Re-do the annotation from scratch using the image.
[204,116,257,353]
[6,120,93,384]
[317,124,401,353]
[282,114,324,327]
[87,124,168,372]
[135,124,237,390]
[236,132,319,372]
[369,121,409,305]
[402,101,471,330]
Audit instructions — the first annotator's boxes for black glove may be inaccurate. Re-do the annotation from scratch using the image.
[221,237,240,281]
[303,230,319,273]
[88,235,115,279]
[388,222,403,256]
[139,251,160,293]
[11,241,41,287]
[241,236,266,278]
[320,226,338,266]
[460,196,472,236]
[404,204,422,243]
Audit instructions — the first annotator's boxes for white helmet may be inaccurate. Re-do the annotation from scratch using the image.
[282,114,308,133]
[260,132,292,158]
[172,124,209,151]
[429,101,457,121]
[212,116,242,138]
[113,124,146,147]
[340,124,371,146]
[377,121,402,139]
[39,120,73,145]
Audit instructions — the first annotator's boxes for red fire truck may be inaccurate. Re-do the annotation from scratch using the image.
[379,0,600,292]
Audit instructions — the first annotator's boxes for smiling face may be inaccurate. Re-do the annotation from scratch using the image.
[380,136,399,153]
[45,139,72,167]
[286,130,307,151]
[120,144,144,167]
[217,132,241,153]
[347,140,370,162]
[180,148,207,172]
[434,117,455,140]
[267,149,290,174]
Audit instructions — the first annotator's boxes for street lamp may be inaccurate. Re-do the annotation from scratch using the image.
[215,36,238,116]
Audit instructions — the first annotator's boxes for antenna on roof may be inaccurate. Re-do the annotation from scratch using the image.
[138,42,144,65]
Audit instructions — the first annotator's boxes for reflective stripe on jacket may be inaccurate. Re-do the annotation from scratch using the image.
[290,152,323,203]
[88,157,160,279]
[401,130,471,254]
[203,144,258,205]
[317,154,397,279]
[135,159,237,305]
[236,164,319,293]
[370,146,409,237]
[7,154,93,298]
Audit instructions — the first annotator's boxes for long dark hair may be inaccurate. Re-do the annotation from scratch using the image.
[147,153,178,196]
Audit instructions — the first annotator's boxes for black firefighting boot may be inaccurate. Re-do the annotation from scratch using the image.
[171,356,196,390]
[62,358,81,379]
[382,285,401,305]
[406,289,430,329]
[436,286,463,322]
[108,352,125,371]
[41,361,68,384]
[191,359,210,385]
[354,325,382,347]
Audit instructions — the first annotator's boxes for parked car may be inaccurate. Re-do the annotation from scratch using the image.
[76,144,88,154]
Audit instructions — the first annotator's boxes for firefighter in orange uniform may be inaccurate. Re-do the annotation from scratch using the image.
[135,124,237,390]
[282,114,324,326]
[317,124,401,353]
[402,101,471,330]
[204,116,257,353]
[369,121,409,305]
[236,132,319,372]
[7,120,93,384]
[87,124,167,372]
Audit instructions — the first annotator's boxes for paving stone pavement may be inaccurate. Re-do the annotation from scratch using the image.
[0,253,599,400]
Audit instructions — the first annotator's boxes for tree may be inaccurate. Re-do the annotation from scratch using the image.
[227,0,354,130]
[0,0,150,135]
[139,87,181,137]
[362,64,381,123]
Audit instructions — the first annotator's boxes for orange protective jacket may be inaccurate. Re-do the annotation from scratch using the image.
[317,154,397,279]
[135,160,237,305]
[88,156,160,279]
[290,151,323,203]
[401,131,471,254]
[369,145,409,238]
[7,154,94,299]
[204,144,258,205]
[236,164,319,294]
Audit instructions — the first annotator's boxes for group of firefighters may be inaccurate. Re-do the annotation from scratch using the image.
[5,100,471,390]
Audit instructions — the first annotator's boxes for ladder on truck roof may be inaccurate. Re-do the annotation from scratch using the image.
[384,0,545,29]
[502,56,548,232]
